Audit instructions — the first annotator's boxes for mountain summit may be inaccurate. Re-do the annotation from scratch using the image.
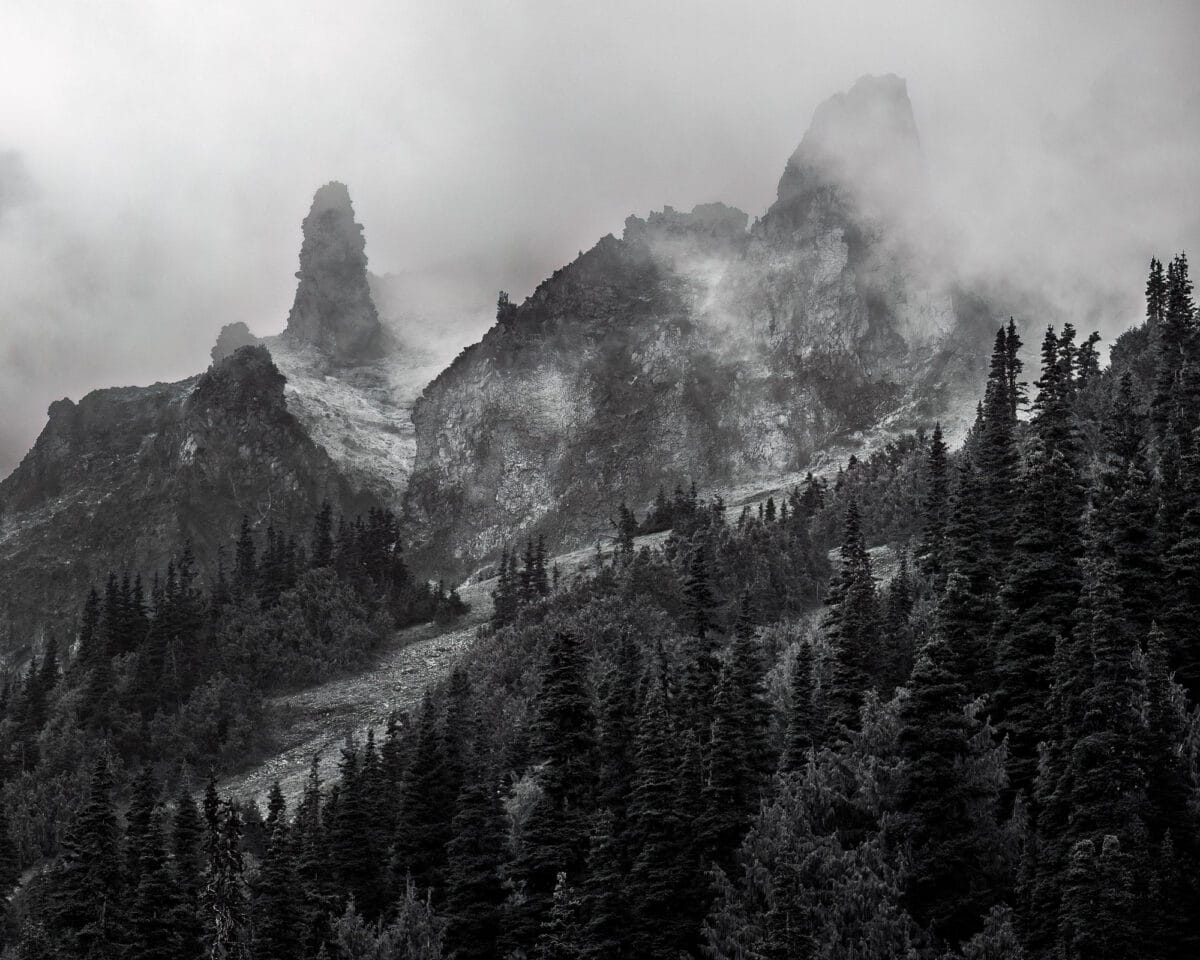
[774,73,926,222]
[405,76,994,573]
[284,181,384,363]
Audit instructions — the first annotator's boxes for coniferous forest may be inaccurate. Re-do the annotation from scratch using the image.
[3,257,1200,959]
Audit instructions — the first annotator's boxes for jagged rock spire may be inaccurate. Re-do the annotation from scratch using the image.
[284,181,383,363]
[772,74,926,223]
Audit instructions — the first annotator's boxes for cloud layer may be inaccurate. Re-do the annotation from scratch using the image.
[0,0,1196,472]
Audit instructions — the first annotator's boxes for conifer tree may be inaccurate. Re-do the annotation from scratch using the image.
[1146,256,1167,326]
[171,782,205,960]
[783,640,818,769]
[625,683,690,958]
[510,629,597,950]
[577,810,629,960]
[48,753,126,958]
[823,497,878,734]
[534,873,586,960]
[201,789,250,960]
[1090,373,1160,635]
[311,501,334,569]
[994,438,1084,794]
[918,422,950,579]
[976,328,1021,569]
[443,741,505,960]
[1152,254,1195,439]
[697,666,753,877]
[898,636,1010,948]
[251,821,301,960]
[234,516,257,598]
[126,768,182,960]
[393,691,455,898]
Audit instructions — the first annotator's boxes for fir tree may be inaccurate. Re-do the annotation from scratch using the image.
[783,640,818,769]
[172,782,205,960]
[994,438,1085,795]
[443,750,505,960]
[823,497,878,735]
[251,821,301,960]
[625,682,691,958]
[48,753,126,958]
[918,421,950,580]
[510,629,597,950]
[126,768,182,960]
[898,636,1009,948]
[311,501,335,569]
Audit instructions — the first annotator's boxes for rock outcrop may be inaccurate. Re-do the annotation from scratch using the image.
[283,181,384,364]
[211,321,261,362]
[0,346,372,655]
[405,75,995,573]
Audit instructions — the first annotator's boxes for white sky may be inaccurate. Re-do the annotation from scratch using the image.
[0,0,1197,471]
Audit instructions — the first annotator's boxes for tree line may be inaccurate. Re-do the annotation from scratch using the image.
[3,257,1199,958]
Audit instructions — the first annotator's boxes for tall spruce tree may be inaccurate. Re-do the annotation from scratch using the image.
[48,753,126,959]
[823,497,878,735]
[509,629,597,952]
[898,636,1010,948]
[918,422,951,580]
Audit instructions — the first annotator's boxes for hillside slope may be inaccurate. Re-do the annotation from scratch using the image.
[405,75,996,575]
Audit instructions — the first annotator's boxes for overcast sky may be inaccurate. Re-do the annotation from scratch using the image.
[0,0,1197,472]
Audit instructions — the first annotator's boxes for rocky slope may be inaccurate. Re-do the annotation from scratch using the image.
[0,346,373,656]
[0,184,407,660]
[405,75,996,573]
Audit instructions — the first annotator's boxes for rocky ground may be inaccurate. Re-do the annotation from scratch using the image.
[222,529,673,807]
[221,450,905,809]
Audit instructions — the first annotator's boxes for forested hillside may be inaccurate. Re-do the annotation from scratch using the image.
[3,257,1198,958]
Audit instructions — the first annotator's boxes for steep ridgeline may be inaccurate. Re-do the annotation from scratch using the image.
[208,183,433,509]
[0,359,385,661]
[406,75,996,573]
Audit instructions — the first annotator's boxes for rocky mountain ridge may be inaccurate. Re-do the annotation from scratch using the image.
[404,75,995,573]
[0,74,999,654]
[0,346,373,655]
[0,184,405,658]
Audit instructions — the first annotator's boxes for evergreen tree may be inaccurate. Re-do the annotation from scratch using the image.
[126,768,182,960]
[311,501,335,569]
[898,636,1009,948]
[994,437,1085,795]
[1146,256,1167,326]
[918,421,950,580]
[577,810,629,960]
[509,629,597,951]
[48,753,126,958]
[251,821,301,960]
[976,328,1021,570]
[625,682,692,958]
[823,497,878,735]
[393,691,455,897]
[172,782,205,960]
[783,640,818,769]
[1152,254,1195,439]
[201,789,250,960]
[1090,373,1160,636]
[443,754,506,960]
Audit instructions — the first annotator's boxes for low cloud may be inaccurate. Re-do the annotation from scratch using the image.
[0,0,1195,471]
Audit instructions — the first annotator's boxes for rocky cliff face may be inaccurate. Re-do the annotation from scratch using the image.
[0,346,372,657]
[406,75,995,572]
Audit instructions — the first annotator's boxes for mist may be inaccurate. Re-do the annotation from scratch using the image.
[0,0,1196,473]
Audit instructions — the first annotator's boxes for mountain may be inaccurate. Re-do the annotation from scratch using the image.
[404,75,997,574]
[0,183,405,658]
[0,76,1001,655]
